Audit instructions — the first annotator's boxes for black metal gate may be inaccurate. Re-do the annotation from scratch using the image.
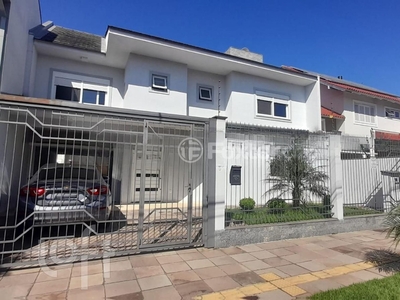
[0,101,206,267]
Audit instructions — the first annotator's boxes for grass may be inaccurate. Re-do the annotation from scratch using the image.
[344,206,383,217]
[310,273,400,300]
[225,204,332,226]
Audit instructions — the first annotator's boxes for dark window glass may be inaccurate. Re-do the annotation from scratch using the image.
[98,91,106,105]
[153,76,167,88]
[199,88,212,100]
[274,103,287,118]
[55,86,80,102]
[396,111,400,118]
[82,89,97,104]
[257,100,272,115]
[38,168,97,181]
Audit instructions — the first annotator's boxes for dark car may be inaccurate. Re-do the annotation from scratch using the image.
[18,163,112,227]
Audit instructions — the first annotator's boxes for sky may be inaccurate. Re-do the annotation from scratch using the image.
[40,0,400,95]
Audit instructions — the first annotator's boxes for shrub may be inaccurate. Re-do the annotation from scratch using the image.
[239,198,255,211]
[266,198,288,214]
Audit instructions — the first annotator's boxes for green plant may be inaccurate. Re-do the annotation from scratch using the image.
[239,198,255,211]
[266,198,288,214]
[384,205,400,247]
[267,139,329,207]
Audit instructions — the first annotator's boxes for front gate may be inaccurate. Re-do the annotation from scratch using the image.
[0,101,207,267]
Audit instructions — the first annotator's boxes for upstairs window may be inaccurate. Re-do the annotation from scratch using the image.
[255,91,290,119]
[385,107,400,120]
[52,72,109,105]
[198,86,213,101]
[151,74,168,92]
[354,101,376,125]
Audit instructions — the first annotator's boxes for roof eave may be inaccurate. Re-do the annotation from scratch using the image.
[106,26,318,83]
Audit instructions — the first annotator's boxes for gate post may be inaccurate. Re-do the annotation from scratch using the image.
[205,116,227,248]
[329,134,344,220]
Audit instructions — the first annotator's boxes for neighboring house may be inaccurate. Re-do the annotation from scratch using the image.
[282,66,400,140]
[0,1,321,132]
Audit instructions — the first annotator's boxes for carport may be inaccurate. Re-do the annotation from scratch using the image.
[0,95,207,267]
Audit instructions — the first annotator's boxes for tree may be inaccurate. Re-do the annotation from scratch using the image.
[267,140,329,207]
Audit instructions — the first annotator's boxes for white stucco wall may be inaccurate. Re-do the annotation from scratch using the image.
[305,81,322,131]
[225,72,309,129]
[342,93,400,137]
[33,54,125,108]
[187,69,226,118]
[1,0,41,95]
[124,54,187,115]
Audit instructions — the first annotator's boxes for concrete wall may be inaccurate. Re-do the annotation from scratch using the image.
[187,69,226,118]
[124,54,187,115]
[33,55,125,108]
[1,0,41,95]
[32,52,318,131]
[305,81,322,131]
[225,72,310,130]
[215,214,385,248]
[321,85,345,114]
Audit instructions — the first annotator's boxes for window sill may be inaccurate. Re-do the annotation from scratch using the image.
[149,88,170,95]
[255,114,292,123]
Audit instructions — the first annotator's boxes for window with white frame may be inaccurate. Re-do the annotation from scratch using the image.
[151,74,168,92]
[52,71,110,105]
[198,86,213,101]
[354,101,376,125]
[385,107,400,119]
[255,92,290,119]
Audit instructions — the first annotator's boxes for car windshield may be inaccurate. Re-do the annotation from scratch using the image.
[37,167,98,181]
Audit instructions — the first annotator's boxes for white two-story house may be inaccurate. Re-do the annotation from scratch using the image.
[0,2,321,132]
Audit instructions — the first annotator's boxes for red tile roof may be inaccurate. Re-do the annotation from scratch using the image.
[376,131,400,141]
[281,66,400,104]
[321,106,345,119]
[321,79,400,104]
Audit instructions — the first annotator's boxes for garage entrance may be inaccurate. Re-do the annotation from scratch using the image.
[0,100,207,267]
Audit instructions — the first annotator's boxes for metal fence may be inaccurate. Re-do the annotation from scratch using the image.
[225,124,331,227]
[341,135,400,217]
[0,101,207,267]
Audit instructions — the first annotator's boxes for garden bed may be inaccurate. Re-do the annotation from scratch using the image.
[344,206,383,217]
[225,204,332,226]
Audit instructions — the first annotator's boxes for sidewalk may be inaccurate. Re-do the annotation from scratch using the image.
[0,229,395,299]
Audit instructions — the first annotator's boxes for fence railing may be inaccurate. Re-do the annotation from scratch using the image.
[341,135,400,217]
[224,124,332,227]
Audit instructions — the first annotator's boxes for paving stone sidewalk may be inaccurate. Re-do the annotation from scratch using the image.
[0,229,396,299]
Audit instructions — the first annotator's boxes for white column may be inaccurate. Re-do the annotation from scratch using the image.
[329,134,344,220]
[205,116,227,247]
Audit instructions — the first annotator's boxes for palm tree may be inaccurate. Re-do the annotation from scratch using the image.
[267,140,329,207]
[383,205,400,247]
